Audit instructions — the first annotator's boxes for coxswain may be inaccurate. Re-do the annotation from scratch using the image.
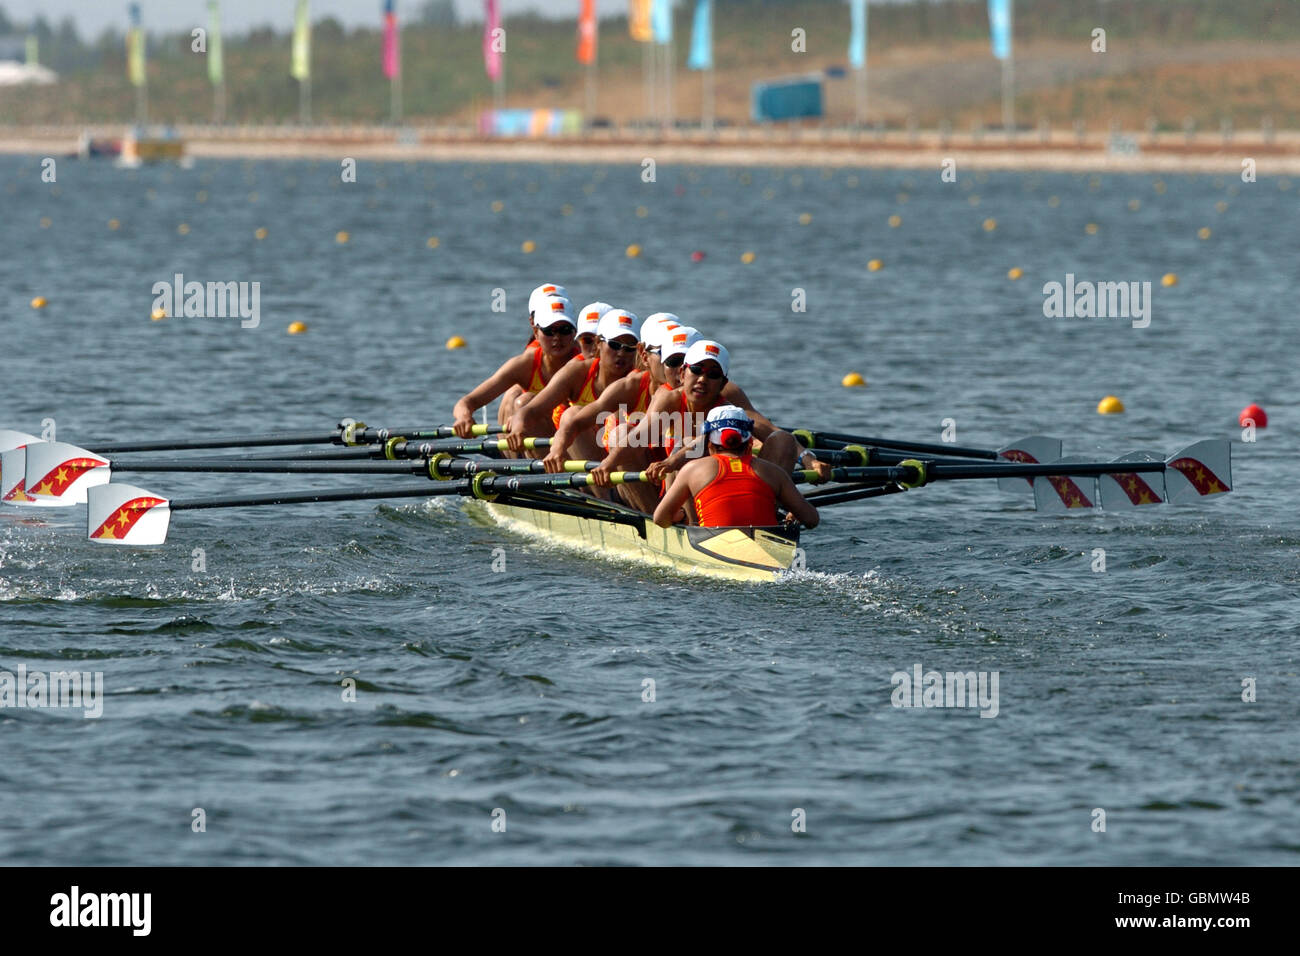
[653,405,819,530]
[451,295,581,439]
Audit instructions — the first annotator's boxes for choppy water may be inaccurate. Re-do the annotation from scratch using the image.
[1,155,1297,864]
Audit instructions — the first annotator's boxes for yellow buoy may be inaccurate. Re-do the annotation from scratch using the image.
[867,259,883,271]
[30,296,47,309]
[39,217,52,228]
[798,212,812,225]
[177,223,190,235]
[982,218,997,232]
[335,230,350,244]
[842,372,867,388]
[491,200,504,213]
[1097,395,1125,415]
[446,336,466,350]
[521,239,536,253]
[426,236,439,249]
[1215,200,1228,213]
[150,307,167,321]
[287,321,308,335]
[1008,267,1024,280]
[740,251,756,264]
[1085,222,1099,235]
[888,214,902,228]
[968,195,981,206]
[560,204,574,216]
[637,205,649,218]
[1197,226,1211,240]
[196,190,208,203]
[1161,273,1178,287]
[254,227,268,240]
[1127,199,1141,211]
[108,219,120,230]
[1154,180,1167,194]
[626,243,641,258]
[1047,196,1060,207]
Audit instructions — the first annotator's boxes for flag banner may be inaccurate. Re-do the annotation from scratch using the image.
[383,0,401,79]
[484,0,502,81]
[629,0,653,42]
[126,4,146,87]
[577,0,597,65]
[25,34,38,66]
[651,0,673,45]
[848,0,866,70]
[988,0,1012,61]
[687,0,711,70]
[291,0,311,80]
[208,1,224,86]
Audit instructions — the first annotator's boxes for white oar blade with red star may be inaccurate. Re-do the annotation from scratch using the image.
[2,446,64,508]
[997,436,1064,494]
[86,483,171,545]
[1098,452,1167,509]
[1032,456,1101,514]
[23,441,110,506]
[1164,440,1232,505]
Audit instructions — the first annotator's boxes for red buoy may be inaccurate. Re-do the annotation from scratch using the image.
[690,250,705,263]
[1239,404,1268,428]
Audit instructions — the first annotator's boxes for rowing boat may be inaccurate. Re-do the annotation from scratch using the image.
[474,488,799,582]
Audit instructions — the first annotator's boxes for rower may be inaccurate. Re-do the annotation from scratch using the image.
[653,405,819,530]
[638,313,681,387]
[591,339,831,513]
[576,302,612,360]
[524,283,567,349]
[505,308,641,452]
[451,296,582,439]
[658,325,699,390]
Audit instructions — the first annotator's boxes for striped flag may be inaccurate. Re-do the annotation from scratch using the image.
[126,4,146,87]
[651,0,672,45]
[988,0,1012,61]
[687,0,711,70]
[577,0,597,66]
[383,0,401,79]
[25,34,37,66]
[629,0,653,42]
[291,0,311,81]
[484,0,502,81]
[848,0,866,70]
[208,1,224,86]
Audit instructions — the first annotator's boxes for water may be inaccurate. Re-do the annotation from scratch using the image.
[1,157,1296,864]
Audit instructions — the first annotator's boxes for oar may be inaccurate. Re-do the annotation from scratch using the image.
[781,427,1061,463]
[72,421,503,455]
[85,471,654,545]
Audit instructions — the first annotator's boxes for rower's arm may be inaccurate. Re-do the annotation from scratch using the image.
[511,360,581,436]
[771,468,820,529]
[722,383,778,436]
[600,387,674,473]
[653,459,704,527]
[453,354,530,423]
[555,377,633,450]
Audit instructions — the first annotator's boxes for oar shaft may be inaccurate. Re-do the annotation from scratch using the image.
[928,461,1166,480]
[92,431,343,454]
[113,459,428,475]
[171,485,451,511]
[785,428,1000,460]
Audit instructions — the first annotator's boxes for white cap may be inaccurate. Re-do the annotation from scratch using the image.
[534,295,575,331]
[704,404,754,444]
[529,283,567,317]
[640,313,681,346]
[661,326,701,363]
[576,302,612,337]
[596,309,640,342]
[683,339,729,377]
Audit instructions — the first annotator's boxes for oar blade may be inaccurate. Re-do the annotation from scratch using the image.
[1164,440,1232,505]
[1032,456,1100,513]
[1098,452,1167,509]
[24,441,110,506]
[2,446,65,508]
[87,483,172,545]
[997,436,1064,494]
[0,430,39,452]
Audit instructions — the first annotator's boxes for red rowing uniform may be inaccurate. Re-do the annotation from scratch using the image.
[693,453,778,527]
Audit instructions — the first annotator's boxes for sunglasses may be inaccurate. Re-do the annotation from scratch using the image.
[539,324,576,337]
[687,362,726,380]
[602,339,638,354]
[645,346,662,356]
[663,354,685,368]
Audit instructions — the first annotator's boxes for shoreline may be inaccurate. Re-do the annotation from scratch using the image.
[3,125,1297,174]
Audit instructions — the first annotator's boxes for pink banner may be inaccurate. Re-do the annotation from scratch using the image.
[484,0,501,81]
[383,3,400,80]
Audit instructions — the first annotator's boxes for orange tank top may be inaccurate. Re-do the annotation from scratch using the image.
[694,453,778,527]
[573,355,601,406]
[527,344,581,394]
